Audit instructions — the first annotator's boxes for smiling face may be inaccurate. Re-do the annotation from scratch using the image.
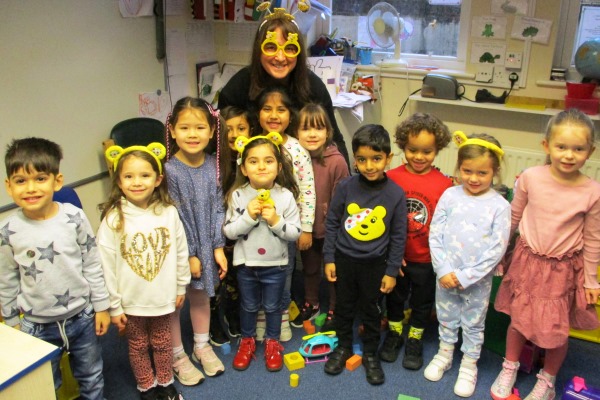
[259,92,291,135]
[170,108,214,164]
[543,124,595,181]
[354,146,392,181]
[5,167,63,220]
[240,143,281,190]
[226,115,251,152]
[117,155,163,209]
[403,130,437,175]
[459,155,495,196]
[298,121,328,156]
[260,27,298,81]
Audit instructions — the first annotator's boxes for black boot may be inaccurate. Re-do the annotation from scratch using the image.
[363,353,385,385]
[209,297,230,347]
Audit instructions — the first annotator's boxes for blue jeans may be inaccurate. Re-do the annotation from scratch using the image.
[21,304,104,400]
[237,265,286,339]
[280,241,296,312]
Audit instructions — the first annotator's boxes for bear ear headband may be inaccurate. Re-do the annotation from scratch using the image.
[453,131,504,160]
[234,132,283,165]
[105,142,167,174]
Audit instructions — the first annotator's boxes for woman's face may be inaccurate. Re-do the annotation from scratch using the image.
[260,27,298,81]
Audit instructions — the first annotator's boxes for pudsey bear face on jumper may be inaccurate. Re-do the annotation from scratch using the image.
[344,203,387,241]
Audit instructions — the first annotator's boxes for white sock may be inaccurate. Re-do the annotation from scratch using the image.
[173,345,185,360]
[194,333,209,350]
[461,354,478,370]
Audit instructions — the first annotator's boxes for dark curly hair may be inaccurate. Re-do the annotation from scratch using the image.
[394,113,451,152]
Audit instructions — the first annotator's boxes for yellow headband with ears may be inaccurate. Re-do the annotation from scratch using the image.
[105,142,167,174]
[453,131,504,160]
[234,132,283,156]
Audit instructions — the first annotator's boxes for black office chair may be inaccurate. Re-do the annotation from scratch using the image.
[103,117,166,173]
[109,117,165,148]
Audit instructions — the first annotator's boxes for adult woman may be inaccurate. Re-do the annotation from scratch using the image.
[218,12,349,164]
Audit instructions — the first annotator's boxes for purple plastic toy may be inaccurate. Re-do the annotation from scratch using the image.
[563,377,600,400]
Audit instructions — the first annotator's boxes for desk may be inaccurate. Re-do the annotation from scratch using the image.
[0,323,61,399]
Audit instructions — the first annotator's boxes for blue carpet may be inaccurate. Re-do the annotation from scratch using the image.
[100,312,600,400]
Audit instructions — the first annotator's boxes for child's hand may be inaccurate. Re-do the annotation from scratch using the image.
[111,314,128,334]
[95,310,110,336]
[214,247,228,280]
[398,259,407,277]
[247,198,262,220]
[175,294,185,309]
[380,275,396,293]
[439,273,458,289]
[297,232,313,251]
[324,263,336,282]
[261,203,280,226]
[189,256,202,279]
[585,287,600,305]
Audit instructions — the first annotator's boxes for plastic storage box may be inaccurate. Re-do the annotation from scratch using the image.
[565,96,600,115]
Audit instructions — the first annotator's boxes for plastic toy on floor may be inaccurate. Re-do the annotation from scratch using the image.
[299,331,338,364]
[563,376,600,400]
[507,388,521,400]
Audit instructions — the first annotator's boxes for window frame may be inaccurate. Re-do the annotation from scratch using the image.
[324,0,472,71]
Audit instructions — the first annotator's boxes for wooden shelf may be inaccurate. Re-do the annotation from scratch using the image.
[409,94,600,120]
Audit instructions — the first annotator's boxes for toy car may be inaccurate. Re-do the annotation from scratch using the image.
[299,331,338,360]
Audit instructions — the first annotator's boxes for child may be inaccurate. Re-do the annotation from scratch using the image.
[0,137,110,400]
[98,142,189,400]
[323,124,407,385]
[256,87,315,341]
[382,113,452,370]
[220,105,255,338]
[424,131,510,398]
[491,109,600,400]
[223,132,301,372]
[294,103,349,330]
[164,97,228,385]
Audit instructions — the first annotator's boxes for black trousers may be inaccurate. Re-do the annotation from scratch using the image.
[385,261,435,329]
[333,252,386,354]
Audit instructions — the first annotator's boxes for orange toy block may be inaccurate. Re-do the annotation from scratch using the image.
[284,351,305,371]
[346,354,362,371]
[303,320,315,335]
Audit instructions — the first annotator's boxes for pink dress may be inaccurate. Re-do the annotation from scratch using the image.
[495,165,600,348]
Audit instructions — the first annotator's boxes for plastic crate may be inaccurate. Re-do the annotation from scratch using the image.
[569,266,600,343]
[565,96,600,115]
[56,352,80,400]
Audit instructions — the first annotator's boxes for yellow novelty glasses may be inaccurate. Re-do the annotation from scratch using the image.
[261,31,301,58]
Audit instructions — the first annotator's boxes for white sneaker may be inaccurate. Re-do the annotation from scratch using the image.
[491,359,520,400]
[454,365,477,397]
[256,310,266,342]
[424,354,452,382]
[192,345,225,377]
[524,370,556,400]
[172,354,204,386]
[280,311,292,342]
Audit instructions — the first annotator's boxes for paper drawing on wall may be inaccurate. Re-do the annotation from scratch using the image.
[491,0,528,15]
[138,92,171,122]
[471,16,507,40]
[511,16,552,44]
[479,52,501,63]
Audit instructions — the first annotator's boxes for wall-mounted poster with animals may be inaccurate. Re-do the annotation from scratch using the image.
[471,16,508,40]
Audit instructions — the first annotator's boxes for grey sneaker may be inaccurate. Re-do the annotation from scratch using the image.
[172,354,204,386]
[192,345,225,377]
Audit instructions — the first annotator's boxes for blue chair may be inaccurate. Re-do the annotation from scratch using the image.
[53,186,83,209]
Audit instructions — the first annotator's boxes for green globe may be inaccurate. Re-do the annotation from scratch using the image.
[575,38,600,80]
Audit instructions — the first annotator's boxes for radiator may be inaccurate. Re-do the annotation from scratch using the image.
[434,146,600,185]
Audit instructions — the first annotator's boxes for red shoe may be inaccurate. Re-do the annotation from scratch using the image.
[264,338,284,372]
[233,337,256,371]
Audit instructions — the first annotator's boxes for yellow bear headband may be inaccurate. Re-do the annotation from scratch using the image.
[453,131,504,160]
[258,1,311,29]
[234,132,283,164]
[105,142,167,174]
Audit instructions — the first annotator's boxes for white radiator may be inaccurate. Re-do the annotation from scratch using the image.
[434,146,600,185]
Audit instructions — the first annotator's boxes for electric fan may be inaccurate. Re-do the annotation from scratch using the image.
[367,2,407,67]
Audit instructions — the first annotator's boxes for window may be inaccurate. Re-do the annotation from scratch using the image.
[554,0,600,78]
[329,0,471,70]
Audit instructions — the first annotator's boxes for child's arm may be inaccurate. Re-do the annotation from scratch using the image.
[97,216,125,319]
[583,195,600,303]
[214,247,227,280]
[0,240,21,327]
[294,144,316,239]
[265,192,302,243]
[223,191,260,240]
[173,209,191,292]
[509,174,528,238]
[380,275,396,293]
[323,178,347,269]
[429,193,452,280]
[454,202,511,289]
[95,310,110,336]
[77,209,110,318]
[111,313,128,334]
[324,263,336,282]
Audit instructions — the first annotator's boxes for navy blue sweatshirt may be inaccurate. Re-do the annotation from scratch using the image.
[323,174,407,277]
